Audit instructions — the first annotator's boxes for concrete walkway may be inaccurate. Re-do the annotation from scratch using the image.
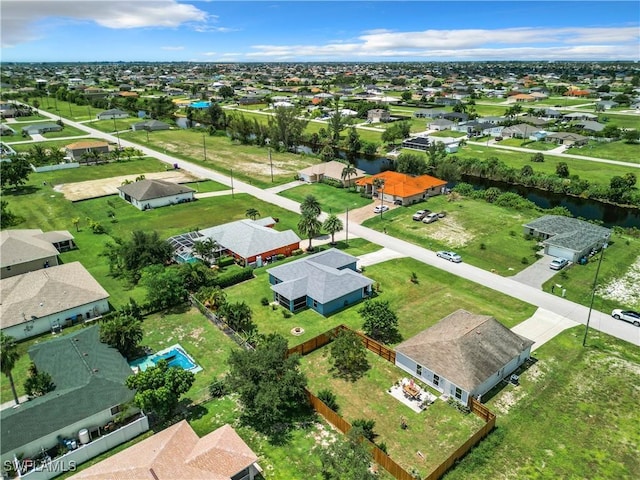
[264,179,304,194]
[0,395,29,412]
[194,190,233,199]
[512,308,578,351]
[357,248,407,268]
[24,105,640,349]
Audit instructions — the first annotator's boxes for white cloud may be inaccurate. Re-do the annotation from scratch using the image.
[1,0,209,47]
[202,51,218,57]
[161,46,184,51]
[246,26,639,61]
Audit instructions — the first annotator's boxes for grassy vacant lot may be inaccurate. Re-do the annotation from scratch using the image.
[542,231,640,312]
[444,327,640,479]
[279,183,372,213]
[225,255,534,347]
[363,195,544,275]
[37,99,103,122]
[566,139,640,163]
[456,144,638,184]
[301,349,484,478]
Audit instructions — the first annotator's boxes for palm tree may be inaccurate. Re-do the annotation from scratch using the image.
[300,194,321,217]
[193,237,219,265]
[71,217,80,232]
[373,178,385,216]
[245,208,260,220]
[341,164,358,190]
[298,212,322,252]
[202,286,227,312]
[1,333,21,405]
[323,214,344,245]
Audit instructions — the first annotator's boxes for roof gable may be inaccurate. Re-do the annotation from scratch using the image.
[1,229,59,267]
[117,179,195,201]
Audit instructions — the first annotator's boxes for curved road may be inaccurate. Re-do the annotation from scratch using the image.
[27,107,640,348]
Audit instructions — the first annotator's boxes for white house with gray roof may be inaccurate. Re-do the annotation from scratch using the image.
[1,229,75,279]
[523,215,611,263]
[267,248,373,315]
[117,179,195,210]
[0,262,110,340]
[395,310,533,405]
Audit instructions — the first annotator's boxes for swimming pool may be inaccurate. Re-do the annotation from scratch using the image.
[129,344,202,373]
[190,101,211,109]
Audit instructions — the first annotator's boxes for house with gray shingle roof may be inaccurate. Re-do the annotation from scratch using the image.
[0,326,147,470]
[131,119,170,131]
[21,122,63,135]
[117,179,195,210]
[545,132,588,146]
[1,229,75,279]
[395,310,533,405]
[0,261,110,340]
[523,215,611,263]
[267,248,373,315]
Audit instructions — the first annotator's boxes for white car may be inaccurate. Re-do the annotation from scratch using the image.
[436,251,462,263]
[611,309,640,327]
[412,210,430,221]
[422,212,439,224]
[373,205,389,213]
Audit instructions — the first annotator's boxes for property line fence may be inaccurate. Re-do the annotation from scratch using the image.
[292,325,497,480]
[188,295,254,350]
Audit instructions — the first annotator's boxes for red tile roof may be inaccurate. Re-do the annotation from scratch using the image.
[356,171,447,198]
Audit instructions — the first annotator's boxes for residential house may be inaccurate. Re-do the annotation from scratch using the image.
[1,229,75,279]
[596,100,619,110]
[414,109,445,119]
[442,112,468,122]
[573,121,605,133]
[0,124,16,136]
[0,326,147,478]
[70,421,261,480]
[131,119,171,131]
[501,123,541,139]
[545,132,588,146]
[96,109,129,120]
[367,109,391,123]
[267,248,372,315]
[401,136,430,151]
[65,140,110,161]
[428,118,454,131]
[395,310,533,405]
[117,179,195,210]
[298,160,366,187]
[523,215,611,263]
[562,112,597,122]
[356,170,447,205]
[1,261,110,340]
[177,217,301,266]
[509,93,536,103]
[21,123,63,135]
[434,97,461,106]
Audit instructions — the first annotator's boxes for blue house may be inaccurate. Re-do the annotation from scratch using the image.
[267,249,373,315]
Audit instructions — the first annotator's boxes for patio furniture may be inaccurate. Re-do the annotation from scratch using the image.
[403,383,421,400]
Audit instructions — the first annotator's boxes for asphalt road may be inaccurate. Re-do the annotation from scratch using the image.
[30,107,640,347]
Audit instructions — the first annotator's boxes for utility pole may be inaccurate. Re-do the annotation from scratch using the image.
[345,207,349,246]
[269,147,274,183]
[113,117,121,150]
[583,236,609,347]
[203,133,207,162]
[230,169,234,199]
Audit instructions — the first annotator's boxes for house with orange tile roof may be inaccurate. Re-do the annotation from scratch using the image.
[356,171,447,206]
[65,140,110,161]
[71,420,261,480]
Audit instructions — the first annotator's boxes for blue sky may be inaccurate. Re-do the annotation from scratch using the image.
[1,1,639,62]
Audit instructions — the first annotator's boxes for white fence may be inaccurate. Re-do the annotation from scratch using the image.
[18,415,149,480]
[30,162,79,173]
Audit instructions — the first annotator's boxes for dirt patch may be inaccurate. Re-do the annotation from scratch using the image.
[348,200,399,224]
[427,216,475,248]
[189,327,205,341]
[311,422,338,447]
[492,386,528,415]
[55,170,198,201]
[597,255,640,309]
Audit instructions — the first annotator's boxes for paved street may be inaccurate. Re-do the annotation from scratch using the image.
[30,107,640,348]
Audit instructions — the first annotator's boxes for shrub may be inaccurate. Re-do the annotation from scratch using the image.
[213,267,254,288]
[479,243,486,250]
[377,442,388,454]
[282,309,292,319]
[321,177,344,188]
[292,248,304,256]
[317,389,340,412]
[521,256,530,265]
[217,256,236,268]
[276,254,286,261]
[209,378,228,398]
[260,297,270,306]
[530,152,545,163]
[352,418,376,441]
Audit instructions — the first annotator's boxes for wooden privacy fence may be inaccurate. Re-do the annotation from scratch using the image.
[293,327,497,480]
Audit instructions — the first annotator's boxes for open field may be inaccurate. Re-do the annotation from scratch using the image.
[300,348,485,478]
[224,255,535,346]
[455,144,639,182]
[566,139,640,163]
[444,327,640,479]
[7,138,111,154]
[279,183,373,213]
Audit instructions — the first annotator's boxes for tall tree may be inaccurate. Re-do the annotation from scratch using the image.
[329,329,370,381]
[125,359,195,422]
[344,127,361,163]
[219,301,256,334]
[103,230,173,283]
[245,208,260,220]
[141,265,188,310]
[320,427,377,480]
[24,362,55,398]
[396,152,427,176]
[192,237,220,266]
[0,201,19,228]
[100,314,144,359]
[298,213,322,252]
[0,333,21,405]
[341,164,359,190]
[268,106,308,152]
[323,214,344,245]
[0,157,31,189]
[226,333,309,436]
[359,300,400,344]
[300,194,321,217]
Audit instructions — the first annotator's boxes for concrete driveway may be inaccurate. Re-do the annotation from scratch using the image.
[509,253,562,289]
[512,308,578,351]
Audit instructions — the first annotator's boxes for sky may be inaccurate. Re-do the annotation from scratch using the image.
[1,1,639,63]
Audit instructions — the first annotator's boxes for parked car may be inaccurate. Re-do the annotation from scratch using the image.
[437,211,447,218]
[422,212,439,224]
[437,251,462,263]
[373,205,389,214]
[549,258,569,270]
[611,309,640,327]
[393,199,403,205]
[494,136,503,142]
[412,209,430,221]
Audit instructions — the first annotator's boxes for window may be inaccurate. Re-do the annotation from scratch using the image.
[110,405,122,415]
[312,299,318,308]
[416,364,422,376]
[433,374,440,386]
[455,387,462,400]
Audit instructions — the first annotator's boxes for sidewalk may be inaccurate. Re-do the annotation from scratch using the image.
[0,395,28,412]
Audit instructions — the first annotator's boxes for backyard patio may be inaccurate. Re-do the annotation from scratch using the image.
[387,378,438,413]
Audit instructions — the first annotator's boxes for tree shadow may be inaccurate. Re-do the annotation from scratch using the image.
[2,185,40,196]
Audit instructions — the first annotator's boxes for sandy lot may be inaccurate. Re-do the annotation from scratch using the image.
[54,171,198,201]
[347,200,399,224]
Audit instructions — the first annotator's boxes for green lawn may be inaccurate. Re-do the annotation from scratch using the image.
[444,327,640,479]
[363,195,546,276]
[566,140,640,164]
[300,348,485,478]
[225,255,534,348]
[7,138,109,154]
[279,183,373,214]
[183,179,229,193]
[455,144,638,185]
